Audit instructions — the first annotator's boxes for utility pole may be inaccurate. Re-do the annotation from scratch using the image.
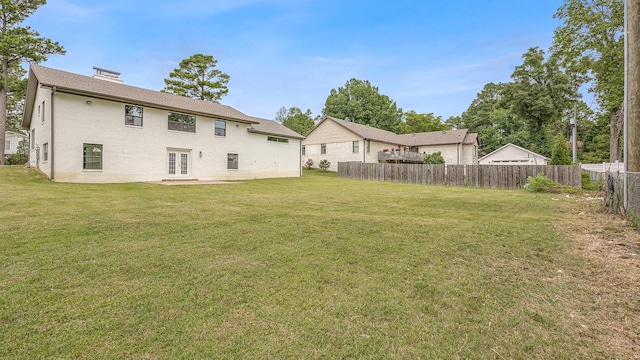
[571,107,578,163]
[629,0,640,173]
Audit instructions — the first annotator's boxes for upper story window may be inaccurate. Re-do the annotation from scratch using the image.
[41,101,45,124]
[125,105,143,127]
[321,143,326,154]
[215,120,226,136]
[168,112,196,133]
[352,141,359,153]
[267,136,289,143]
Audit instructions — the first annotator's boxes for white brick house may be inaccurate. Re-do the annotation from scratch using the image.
[22,65,303,183]
[302,116,478,171]
[4,131,27,156]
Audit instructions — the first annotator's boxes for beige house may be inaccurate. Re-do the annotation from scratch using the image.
[302,116,478,171]
[478,143,549,165]
[22,65,304,183]
[4,131,27,156]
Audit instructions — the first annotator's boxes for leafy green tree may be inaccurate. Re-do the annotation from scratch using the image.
[322,78,403,132]
[444,115,463,129]
[454,82,527,154]
[423,151,445,164]
[397,110,450,134]
[6,64,27,133]
[552,0,624,161]
[163,53,230,102]
[550,134,573,165]
[0,0,65,165]
[504,47,579,156]
[275,106,314,135]
[581,133,610,163]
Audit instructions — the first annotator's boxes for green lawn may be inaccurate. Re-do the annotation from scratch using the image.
[0,166,613,358]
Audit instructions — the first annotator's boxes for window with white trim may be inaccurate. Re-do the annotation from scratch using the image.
[321,143,326,154]
[43,143,48,162]
[125,105,143,127]
[215,120,226,136]
[352,141,359,153]
[5,140,9,152]
[83,143,103,170]
[267,136,288,143]
[227,153,238,170]
[168,112,196,133]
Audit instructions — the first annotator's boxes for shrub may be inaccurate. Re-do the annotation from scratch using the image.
[550,134,572,165]
[5,138,29,165]
[304,158,314,170]
[318,159,330,171]
[581,172,600,191]
[423,151,445,164]
[525,173,564,193]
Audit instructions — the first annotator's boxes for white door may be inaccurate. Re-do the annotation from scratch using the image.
[167,150,190,178]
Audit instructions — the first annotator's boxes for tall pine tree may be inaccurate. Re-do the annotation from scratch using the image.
[0,0,65,164]
[162,54,230,102]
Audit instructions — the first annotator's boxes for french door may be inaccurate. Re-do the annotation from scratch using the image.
[167,150,190,178]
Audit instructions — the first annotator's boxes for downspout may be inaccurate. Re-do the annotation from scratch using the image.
[363,139,366,163]
[51,87,56,181]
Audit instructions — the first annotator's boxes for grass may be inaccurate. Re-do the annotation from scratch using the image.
[0,166,618,358]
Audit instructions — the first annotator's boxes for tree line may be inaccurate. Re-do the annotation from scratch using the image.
[276,0,624,164]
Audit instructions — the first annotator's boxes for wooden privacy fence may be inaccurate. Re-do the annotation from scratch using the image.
[337,162,583,189]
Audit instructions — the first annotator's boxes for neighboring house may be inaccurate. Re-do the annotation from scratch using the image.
[4,131,27,156]
[21,65,304,183]
[478,143,549,165]
[302,116,478,171]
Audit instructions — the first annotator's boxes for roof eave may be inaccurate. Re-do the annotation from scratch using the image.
[21,68,39,130]
[247,128,304,139]
[35,83,260,125]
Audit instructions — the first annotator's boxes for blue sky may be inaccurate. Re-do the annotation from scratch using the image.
[24,0,565,121]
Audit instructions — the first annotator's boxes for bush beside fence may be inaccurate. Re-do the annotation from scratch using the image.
[337,163,583,189]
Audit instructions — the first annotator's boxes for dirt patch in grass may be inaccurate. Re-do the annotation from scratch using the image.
[558,193,640,359]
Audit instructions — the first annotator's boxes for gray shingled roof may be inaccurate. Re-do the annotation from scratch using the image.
[246,116,305,139]
[396,129,470,146]
[315,116,477,146]
[322,116,403,144]
[23,64,261,128]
